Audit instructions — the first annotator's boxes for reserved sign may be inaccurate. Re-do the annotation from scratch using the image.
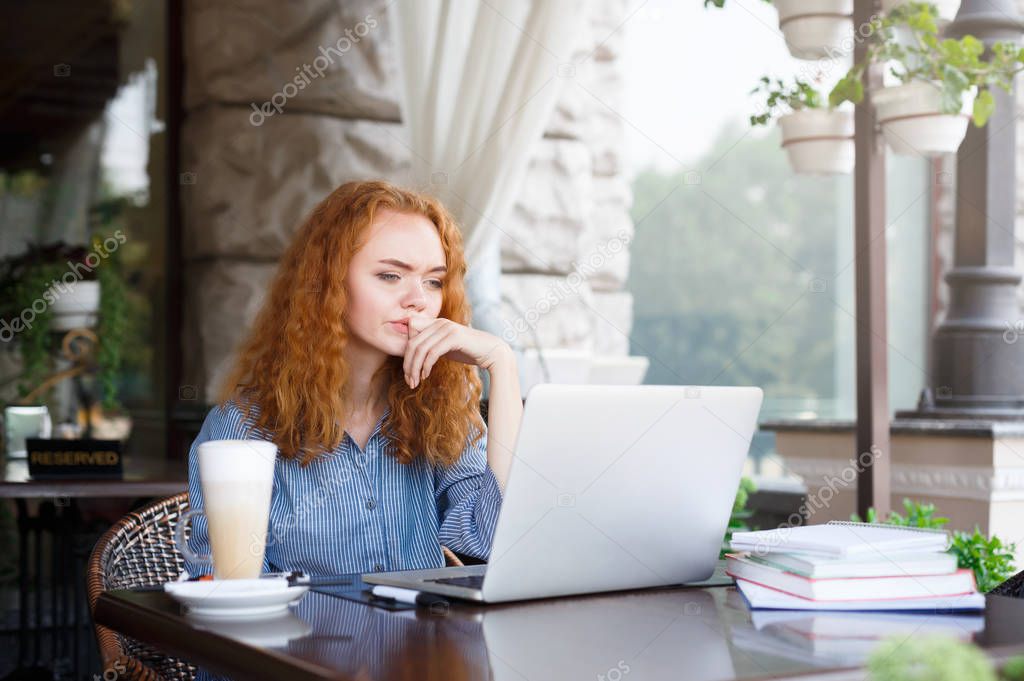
[26,438,124,479]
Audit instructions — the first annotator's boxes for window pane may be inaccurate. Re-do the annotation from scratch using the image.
[623,1,930,478]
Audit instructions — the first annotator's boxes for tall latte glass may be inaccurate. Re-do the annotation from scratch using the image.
[175,440,277,580]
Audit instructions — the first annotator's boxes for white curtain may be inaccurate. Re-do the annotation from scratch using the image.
[393,0,587,342]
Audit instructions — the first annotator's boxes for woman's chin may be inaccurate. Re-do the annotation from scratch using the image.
[384,337,408,357]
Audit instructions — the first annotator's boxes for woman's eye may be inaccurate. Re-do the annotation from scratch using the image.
[378,272,442,289]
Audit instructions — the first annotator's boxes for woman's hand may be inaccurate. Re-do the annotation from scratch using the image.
[403,316,511,389]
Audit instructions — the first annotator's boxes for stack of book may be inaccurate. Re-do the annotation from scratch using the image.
[726,521,985,611]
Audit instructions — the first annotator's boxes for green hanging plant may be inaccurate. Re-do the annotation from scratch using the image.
[749,76,830,127]
[829,2,1024,127]
[0,245,83,400]
[95,244,126,410]
[0,237,128,409]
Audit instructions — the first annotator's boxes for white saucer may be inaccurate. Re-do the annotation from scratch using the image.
[164,578,309,619]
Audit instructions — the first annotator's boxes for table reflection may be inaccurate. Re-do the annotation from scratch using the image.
[731,609,985,669]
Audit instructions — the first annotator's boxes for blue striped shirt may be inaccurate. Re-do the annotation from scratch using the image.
[185,400,503,578]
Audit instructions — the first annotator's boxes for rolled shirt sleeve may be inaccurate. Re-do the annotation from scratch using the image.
[434,426,504,560]
[185,402,276,578]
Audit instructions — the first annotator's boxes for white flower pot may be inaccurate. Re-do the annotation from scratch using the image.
[871,81,975,156]
[774,0,854,60]
[51,280,100,331]
[880,0,960,21]
[778,108,855,175]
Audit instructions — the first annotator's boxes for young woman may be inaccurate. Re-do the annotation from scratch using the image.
[185,179,522,577]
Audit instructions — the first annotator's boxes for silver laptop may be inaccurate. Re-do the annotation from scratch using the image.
[362,384,763,603]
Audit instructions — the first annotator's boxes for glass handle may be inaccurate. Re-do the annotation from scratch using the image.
[174,508,213,568]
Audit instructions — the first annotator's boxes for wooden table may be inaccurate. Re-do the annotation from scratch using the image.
[95,576,1024,681]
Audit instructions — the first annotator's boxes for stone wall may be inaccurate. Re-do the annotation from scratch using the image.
[180,0,635,400]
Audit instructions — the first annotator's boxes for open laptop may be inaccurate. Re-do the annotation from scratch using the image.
[362,384,763,603]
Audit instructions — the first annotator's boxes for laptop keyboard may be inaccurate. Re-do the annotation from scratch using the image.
[425,574,485,589]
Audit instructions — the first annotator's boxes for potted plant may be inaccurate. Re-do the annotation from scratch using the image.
[830,2,1024,156]
[704,0,853,60]
[881,0,961,21]
[0,238,127,409]
[750,76,855,175]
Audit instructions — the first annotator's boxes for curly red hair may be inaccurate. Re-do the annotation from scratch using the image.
[215,180,485,467]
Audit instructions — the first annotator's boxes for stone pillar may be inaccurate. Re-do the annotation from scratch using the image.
[178,0,636,402]
[500,0,636,357]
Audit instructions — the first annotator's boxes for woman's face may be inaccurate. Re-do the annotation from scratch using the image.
[343,209,447,358]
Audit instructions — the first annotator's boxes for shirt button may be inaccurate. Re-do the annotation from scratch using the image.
[374,563,384,571]
[365,499,376,510]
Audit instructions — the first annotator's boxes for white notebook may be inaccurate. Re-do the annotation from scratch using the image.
[729,521,950,559]
[742,548,958,578]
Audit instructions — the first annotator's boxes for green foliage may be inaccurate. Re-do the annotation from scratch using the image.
[867,635,997,681]
[95,238,126,410]
[721,476,757,558]
[852,497,949,528]
[0,169,47,196]
[0,256,65,399]
[952,528,1016,594]
[852,498,1017,593]
[863,623,1024,680]
[749,76,827,127]
[1001,656,1024,681]
[829,2,1024,127]
[0,236,128,409]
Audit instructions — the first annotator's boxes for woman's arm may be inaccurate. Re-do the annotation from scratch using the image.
[404,317,523,492]
[480,345,522,491]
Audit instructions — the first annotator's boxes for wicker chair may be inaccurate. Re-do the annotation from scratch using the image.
[87,492,197,681]
[87,492,466,681]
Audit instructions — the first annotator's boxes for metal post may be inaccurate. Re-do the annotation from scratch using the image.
[854,0,891,519]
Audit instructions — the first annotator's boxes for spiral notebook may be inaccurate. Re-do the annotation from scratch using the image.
[729,521,951,559]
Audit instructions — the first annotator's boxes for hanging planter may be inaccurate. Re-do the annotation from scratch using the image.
[51,280,101,331]
[0,236,129,409]
[779,109,855,174]
[829,3,1024,156]
[871,80,974,156]
[880,0,960,21]
[773,0,854,61]
[750,76,854,175]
